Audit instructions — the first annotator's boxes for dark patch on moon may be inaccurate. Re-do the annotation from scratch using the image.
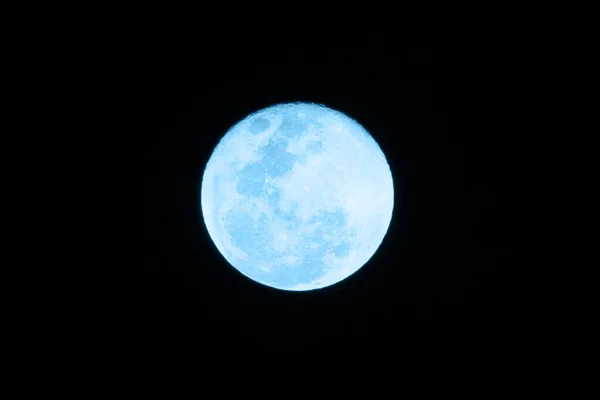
[236,162,267,197]
[250,117,270,134]
[332,240,351,257]
[257,139,298,178]
[224,206,271,258]
[277,115,308,139]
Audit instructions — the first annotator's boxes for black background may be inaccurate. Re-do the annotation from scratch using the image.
[141,30,526,360]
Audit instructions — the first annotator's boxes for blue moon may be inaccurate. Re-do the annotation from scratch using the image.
[201,103,394,291]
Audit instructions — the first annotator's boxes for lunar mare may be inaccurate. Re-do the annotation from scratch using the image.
[201,102,394,291]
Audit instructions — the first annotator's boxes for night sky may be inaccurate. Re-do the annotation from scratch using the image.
[141,31,525,359]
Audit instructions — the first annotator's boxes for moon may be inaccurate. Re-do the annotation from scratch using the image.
[201,102,394,291]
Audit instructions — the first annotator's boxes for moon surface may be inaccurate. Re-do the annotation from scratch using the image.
[201,103,394,291]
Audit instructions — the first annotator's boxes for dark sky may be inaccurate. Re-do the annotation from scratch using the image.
[141,31,526,359]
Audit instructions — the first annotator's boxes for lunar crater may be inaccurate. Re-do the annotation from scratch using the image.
[250,117,270,134]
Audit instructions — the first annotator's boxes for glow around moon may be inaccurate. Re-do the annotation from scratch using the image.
[201,103,394,291]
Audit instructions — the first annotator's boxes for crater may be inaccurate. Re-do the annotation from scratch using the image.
[250,117,270,134]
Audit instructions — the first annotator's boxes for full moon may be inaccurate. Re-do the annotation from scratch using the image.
[201,103,394,291]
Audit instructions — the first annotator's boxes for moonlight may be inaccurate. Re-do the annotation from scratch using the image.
[201,103,394,291]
